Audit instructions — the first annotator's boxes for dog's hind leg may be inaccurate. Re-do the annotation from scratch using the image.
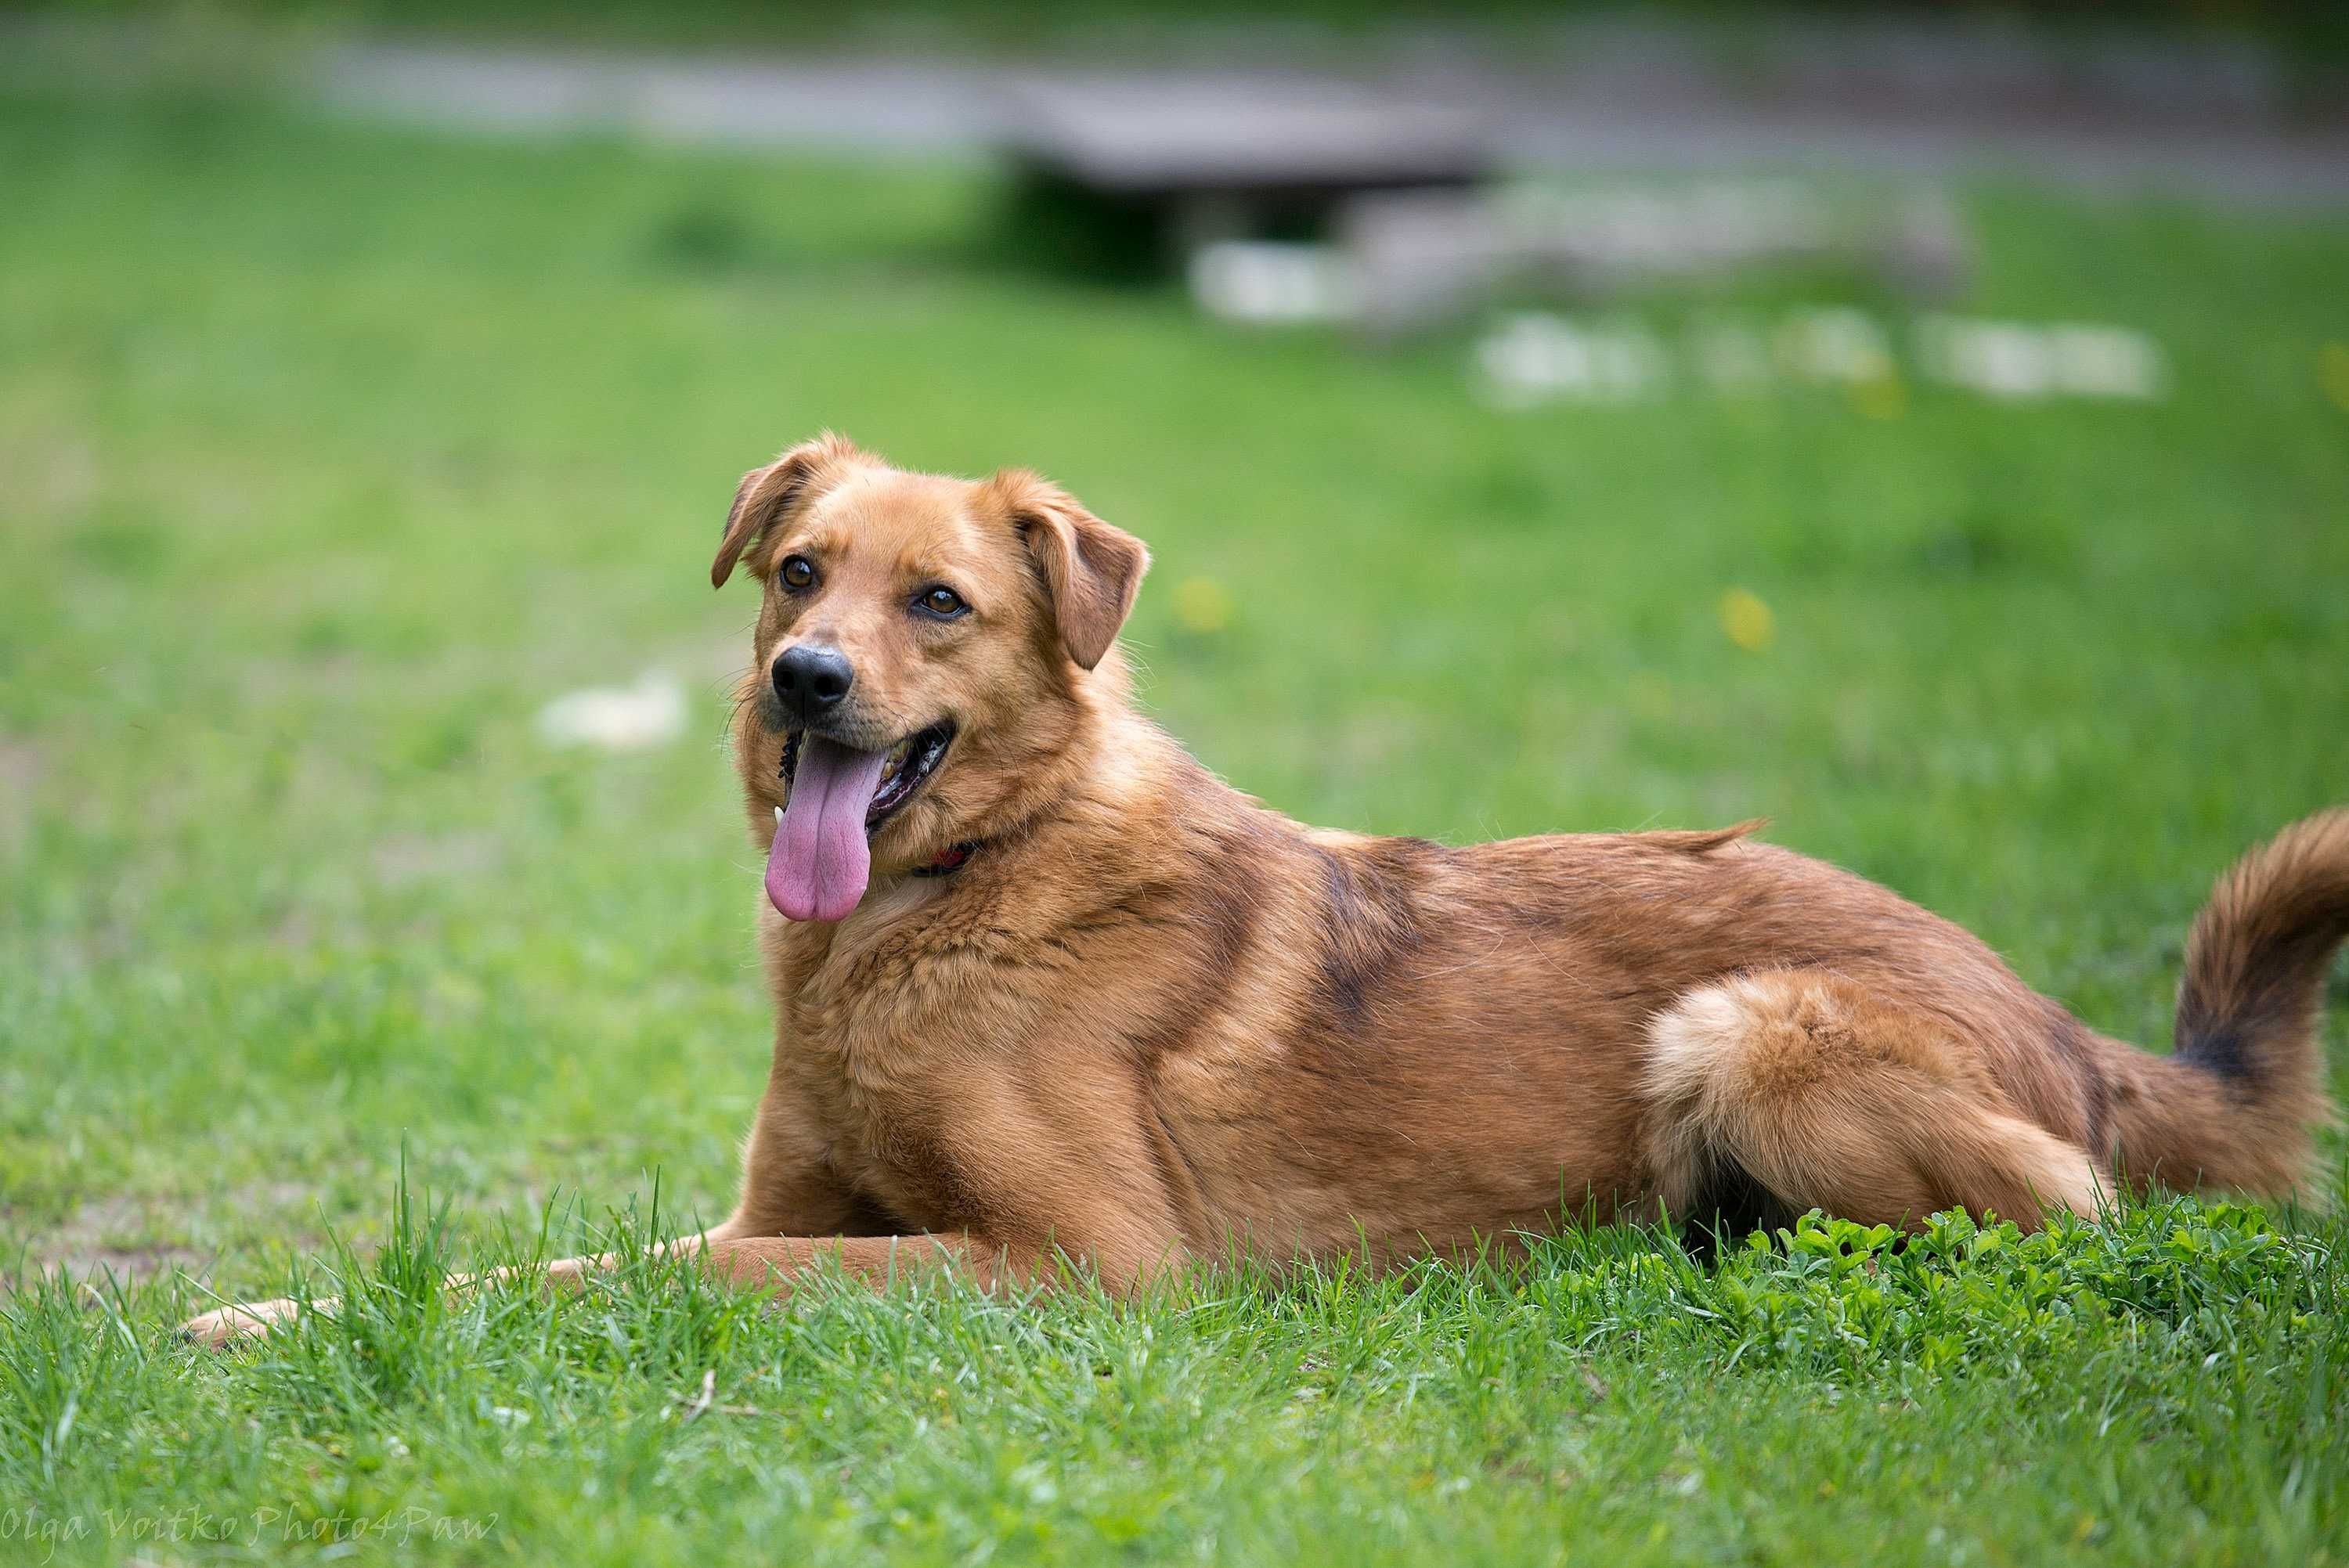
[1643,969,2105,1243]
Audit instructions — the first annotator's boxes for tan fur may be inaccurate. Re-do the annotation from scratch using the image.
[182,442,2349,1346]
[1647,973,2106,1230]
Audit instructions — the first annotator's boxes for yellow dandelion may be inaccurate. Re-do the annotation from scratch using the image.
[2319,343,2349,414]
[1718,588,1777,653]
[1851,373,1907,420]
[1171,575,1235,636]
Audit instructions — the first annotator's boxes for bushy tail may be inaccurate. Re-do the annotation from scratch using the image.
[2177,809,2349,1101]
[2105,809,2349,1197]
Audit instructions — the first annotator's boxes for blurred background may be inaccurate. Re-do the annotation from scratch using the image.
[2,1,2346,1281]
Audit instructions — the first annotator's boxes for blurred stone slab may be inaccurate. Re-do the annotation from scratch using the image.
[1470,307,2168,409]
[1001,75,1496,269]
[1005,76,1492,197]
[1332,182,1971,335]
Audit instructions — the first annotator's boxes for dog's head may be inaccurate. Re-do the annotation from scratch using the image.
[713,434,1148,922]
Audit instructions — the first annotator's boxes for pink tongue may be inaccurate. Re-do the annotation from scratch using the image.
[767,737,889,922]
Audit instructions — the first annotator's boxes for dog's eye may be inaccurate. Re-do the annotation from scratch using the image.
[914,586,969,620]
[779,555,817,590]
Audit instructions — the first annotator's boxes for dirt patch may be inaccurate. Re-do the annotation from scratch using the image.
[35,1243,212,1289]
[0,734,46,859]
[3,1182,325,1289]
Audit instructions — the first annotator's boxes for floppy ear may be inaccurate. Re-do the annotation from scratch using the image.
[710,432,867,589]
[988,470,1150,671]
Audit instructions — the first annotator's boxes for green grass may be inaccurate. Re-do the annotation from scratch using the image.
[3,90,2348,1565]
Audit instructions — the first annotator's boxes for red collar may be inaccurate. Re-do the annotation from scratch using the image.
[911,841,980,878]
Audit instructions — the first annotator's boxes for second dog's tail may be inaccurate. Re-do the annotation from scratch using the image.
[2101,808,2349,1197]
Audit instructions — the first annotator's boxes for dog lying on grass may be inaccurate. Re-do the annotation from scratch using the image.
[185,434,2348,1346]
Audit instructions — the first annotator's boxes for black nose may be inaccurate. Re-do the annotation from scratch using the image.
[771,644,854,719]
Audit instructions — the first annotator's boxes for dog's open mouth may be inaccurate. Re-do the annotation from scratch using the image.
[767,723,954,923]
[781,721,954,833]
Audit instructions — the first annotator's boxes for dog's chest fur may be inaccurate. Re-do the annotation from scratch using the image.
[760,887,1061,1231]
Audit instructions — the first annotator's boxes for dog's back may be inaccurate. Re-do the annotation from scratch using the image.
[1122,770,2346,1256]
[1127,777,2119,1256]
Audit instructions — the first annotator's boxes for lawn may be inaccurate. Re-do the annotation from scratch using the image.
[3,86,2348,1566]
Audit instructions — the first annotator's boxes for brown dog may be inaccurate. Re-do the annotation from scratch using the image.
[186,434,2349,1345]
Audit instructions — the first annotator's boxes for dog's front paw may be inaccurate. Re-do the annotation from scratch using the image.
[179,1296,305,1349]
